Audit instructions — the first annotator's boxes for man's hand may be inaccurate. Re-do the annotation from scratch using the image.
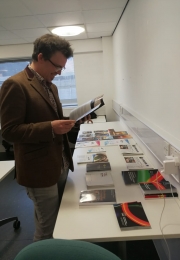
[51,120,76,135]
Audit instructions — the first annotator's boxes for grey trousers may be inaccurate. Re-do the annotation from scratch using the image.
[26,169,68,242]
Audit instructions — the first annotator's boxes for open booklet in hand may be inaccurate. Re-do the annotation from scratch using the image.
[69,94,104,121]
[79,189,116,205]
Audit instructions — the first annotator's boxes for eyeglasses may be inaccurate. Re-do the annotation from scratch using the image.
[48,59,65,72]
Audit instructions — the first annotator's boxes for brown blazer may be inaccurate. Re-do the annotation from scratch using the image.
[0,67,74,188]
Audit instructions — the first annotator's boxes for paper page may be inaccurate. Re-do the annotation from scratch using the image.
[69,95,103,121]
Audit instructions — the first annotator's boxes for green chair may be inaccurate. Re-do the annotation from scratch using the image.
[14,239,121,260]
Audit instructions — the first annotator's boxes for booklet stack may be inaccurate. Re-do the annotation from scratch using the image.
[139,180,178,199]
[85,171,114,188]
[121,169,178,199]
[79,189,116,206]
[113,201,151,230]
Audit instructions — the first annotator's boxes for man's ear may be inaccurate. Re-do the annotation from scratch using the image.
[37,53,44,63]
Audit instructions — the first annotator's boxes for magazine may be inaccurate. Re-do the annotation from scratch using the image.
[123,156,154,170]
[113,201,151,230]
[77,153,108,164]
[86,162,111,172]
[82,131,93,134]
[101,139,132,146]
[119,144,143,155]
[96,135,114,140]
[86,147,106,153]
[113,134,133,139]
[85,171,114,187]
[122,169,162,185]
[79,189,116,205]
[108,129,128,136]
[78,133,95,138]
[75,141,101,148]
[69,94,104,121]
[76,136,98,142]
[94,130,109,136]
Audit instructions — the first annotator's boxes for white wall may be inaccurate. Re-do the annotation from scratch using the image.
[112,0,180,150]
[0,37,115,121]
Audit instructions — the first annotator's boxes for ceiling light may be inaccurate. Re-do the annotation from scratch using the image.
[51,26,85,37]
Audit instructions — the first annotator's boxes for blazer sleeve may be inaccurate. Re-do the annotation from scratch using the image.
[0,78,53,144]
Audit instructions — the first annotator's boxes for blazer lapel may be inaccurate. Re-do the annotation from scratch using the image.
[51,87,64,119]
[24,67,59,117]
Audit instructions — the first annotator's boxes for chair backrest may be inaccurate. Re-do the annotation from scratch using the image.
[14,239,121,260]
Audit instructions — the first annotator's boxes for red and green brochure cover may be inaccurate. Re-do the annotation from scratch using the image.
[144,193,178,199]
[114,201,151,230]
[139,180,177,195]
[122,169,163,185]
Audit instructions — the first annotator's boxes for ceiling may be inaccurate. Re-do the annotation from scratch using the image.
[0,0,128,46]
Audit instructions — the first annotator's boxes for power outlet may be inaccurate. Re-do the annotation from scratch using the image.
[163,141,170,156]
[170,146,180,159]
[169,145,180,183]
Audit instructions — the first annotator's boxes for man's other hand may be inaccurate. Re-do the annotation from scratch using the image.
[51,120,75,134]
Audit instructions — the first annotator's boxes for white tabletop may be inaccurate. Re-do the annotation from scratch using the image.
[84,115,106,124]
[53,121,180,242]
[0,160,15,182]
[80,121,121,131]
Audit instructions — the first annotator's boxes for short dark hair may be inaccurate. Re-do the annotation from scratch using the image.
[32,34,73,61]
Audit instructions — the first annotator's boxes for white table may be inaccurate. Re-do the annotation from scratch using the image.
[0,160,15,181]
[53,122,180,242]
[0,160,20,229]
[84,115,106,124]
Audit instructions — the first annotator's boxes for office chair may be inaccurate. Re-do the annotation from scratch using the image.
[2,139,13,153]
[14,239,121,260]
[1,139,14,160]
[0,139,19,229]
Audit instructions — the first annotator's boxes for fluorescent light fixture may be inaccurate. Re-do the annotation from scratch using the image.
[51,26,85,37]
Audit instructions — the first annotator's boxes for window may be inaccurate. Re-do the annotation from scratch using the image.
[52,57,77,106]
[0,60,30,86]
[0,58,77,107]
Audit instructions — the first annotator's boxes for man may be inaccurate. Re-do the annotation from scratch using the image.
[0,34,80,241]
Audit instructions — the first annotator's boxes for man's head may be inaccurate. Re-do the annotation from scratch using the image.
[31,34,73,82]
